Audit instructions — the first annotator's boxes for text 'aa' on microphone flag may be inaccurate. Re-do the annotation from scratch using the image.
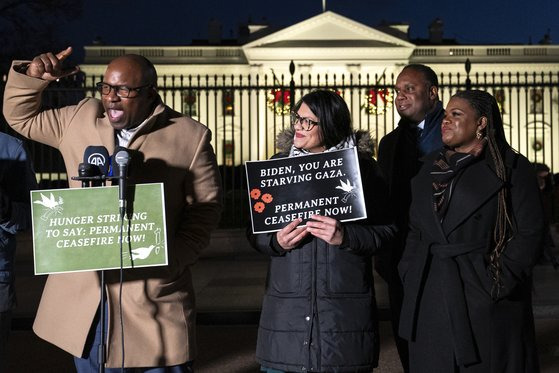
[83,145,110,175]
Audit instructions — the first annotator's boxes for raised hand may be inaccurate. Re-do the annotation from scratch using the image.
[305,214,344,245]
[276,218,309,251]
[26,47,80,81]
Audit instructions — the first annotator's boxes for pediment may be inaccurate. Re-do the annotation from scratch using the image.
[244,11,415,49]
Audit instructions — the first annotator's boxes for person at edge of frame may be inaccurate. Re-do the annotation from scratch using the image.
[0,131,37,371]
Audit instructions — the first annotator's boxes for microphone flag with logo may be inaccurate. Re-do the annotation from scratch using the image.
[83,145,110,176]
[77,145,110,187]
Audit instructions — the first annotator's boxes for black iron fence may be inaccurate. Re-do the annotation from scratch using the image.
[2,64,558,227]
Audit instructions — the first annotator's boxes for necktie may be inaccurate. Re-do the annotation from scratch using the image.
[416,126,423,141]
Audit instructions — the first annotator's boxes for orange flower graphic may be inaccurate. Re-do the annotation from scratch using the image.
[254,201,266,213]
[250,188,261,200]
[261,193,273,203]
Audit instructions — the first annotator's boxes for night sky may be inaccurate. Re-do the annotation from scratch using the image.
[63,0,558,61]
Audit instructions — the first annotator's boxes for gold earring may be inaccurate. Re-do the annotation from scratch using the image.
[476,129,482,139]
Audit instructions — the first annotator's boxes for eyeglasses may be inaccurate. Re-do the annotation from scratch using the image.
[95,82,152,98]
[290,112,320,131]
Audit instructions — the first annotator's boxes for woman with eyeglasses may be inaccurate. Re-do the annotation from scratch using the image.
[247,89,395,372]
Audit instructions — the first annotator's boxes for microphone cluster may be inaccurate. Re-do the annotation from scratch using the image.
[72,145,131,217]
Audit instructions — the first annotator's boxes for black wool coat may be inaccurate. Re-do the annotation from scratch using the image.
[399,148,544,373]
[375,102,445,280]
[247,131,395,372]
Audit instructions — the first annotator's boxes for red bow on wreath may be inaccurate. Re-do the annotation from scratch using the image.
[271,89,290,105]
[268,89,291,115]
[362,88,393,115]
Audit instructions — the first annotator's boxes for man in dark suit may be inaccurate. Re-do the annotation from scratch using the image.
[376,64,444,373]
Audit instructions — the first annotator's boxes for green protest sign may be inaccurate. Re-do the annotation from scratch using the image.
[31,183,167,275]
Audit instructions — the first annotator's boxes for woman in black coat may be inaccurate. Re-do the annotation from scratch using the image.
[399,90,545,372]
[247,90,395,372]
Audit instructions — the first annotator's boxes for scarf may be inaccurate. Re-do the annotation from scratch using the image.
[417,100,445,156]
[431,139,487,221]
[288,134,355,157]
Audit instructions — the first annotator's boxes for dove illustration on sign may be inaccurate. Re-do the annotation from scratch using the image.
[130,245,156,260]
[336,179,357,203]
[123,227,163,262]
[33,192,64,220]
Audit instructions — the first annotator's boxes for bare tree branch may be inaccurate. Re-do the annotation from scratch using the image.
[0,0,83,73]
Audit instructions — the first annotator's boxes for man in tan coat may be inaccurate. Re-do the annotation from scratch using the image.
[3,47,222,372]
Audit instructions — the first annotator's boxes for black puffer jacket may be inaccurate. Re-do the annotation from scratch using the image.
[248,130,395,372]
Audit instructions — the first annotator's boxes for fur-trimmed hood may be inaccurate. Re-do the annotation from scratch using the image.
[276,128,376,157]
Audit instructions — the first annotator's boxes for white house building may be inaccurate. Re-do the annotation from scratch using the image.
[80,11,559,170]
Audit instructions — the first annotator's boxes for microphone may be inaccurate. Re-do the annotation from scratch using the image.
[74,146,110,187]
[84,145,109,180]
[78,163,97,188]
[83,146,110,186]
[114,147,131,217]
